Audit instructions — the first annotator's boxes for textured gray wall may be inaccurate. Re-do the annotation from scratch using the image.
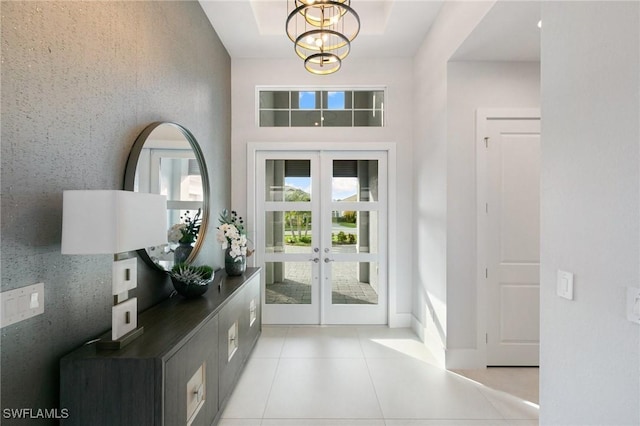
[0,1,230,421]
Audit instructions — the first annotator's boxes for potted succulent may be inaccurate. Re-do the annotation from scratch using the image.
[169,263,214,298]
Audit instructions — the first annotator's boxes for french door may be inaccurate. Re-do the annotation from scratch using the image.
[256,150,388,324]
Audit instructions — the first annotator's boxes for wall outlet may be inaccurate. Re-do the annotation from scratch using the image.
[1,283,45,328]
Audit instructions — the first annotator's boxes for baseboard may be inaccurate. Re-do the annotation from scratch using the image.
[389,312,412,328]
[411,314,445,368]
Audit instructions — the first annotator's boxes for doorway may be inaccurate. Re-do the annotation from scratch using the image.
[254,149,388,325]
[477,109,541,366]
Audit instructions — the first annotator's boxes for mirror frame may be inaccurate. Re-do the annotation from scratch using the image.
[124,122,210,271]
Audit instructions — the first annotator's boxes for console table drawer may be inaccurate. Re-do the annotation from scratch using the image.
[217,287,245,405]
[242,274,261,360]
[164,316,219,426]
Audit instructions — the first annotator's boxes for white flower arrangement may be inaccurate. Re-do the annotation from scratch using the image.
[216,224,247,261]
[217,209,250,262]
[168,223,186,244]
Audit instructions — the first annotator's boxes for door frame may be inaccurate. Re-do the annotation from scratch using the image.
[476,108,541,367]
[247,142,397,325]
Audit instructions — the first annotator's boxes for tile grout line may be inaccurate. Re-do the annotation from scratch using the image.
[258,326,291,424]
[471,381,509,421]
[356,326,387,423]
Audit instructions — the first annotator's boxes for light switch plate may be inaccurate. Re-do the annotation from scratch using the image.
[557,270,574,300]
[1,283,44,328]
[627,287,640,324]
[112,297,137,340]
[112,258,137,296]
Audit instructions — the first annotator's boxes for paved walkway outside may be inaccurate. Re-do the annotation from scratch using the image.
[265,245,378,305]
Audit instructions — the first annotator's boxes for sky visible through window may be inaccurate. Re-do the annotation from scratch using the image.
[299,92,315,109]
[327,91,345,110]
[285,177,357,201]
[298,91,346,110]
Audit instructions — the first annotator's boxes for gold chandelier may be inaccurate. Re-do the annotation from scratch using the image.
[286,0,361,75]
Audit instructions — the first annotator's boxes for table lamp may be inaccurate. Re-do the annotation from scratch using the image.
[61,190,167,350]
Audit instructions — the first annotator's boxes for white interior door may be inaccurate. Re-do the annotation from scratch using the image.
[256,150,387,325]
[479,112,541,366]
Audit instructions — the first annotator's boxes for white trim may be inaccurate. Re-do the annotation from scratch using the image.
[247,142,398,326]
[255,87,388,128]
[475,108,541,369]
[256,85,388,90]
[411,314,445,368]
[390,312,411,328]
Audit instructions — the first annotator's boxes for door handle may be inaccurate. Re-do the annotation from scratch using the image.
[324,258,334,263]
[310,258,320,263]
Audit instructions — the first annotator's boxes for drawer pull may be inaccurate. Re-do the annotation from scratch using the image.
[194,384,204,402]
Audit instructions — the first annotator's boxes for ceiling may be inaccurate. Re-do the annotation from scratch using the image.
[451,1,541,61]
[199,0,444,59]
[198,0,541,61]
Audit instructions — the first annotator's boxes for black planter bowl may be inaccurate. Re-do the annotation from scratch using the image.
[170,276,214,298]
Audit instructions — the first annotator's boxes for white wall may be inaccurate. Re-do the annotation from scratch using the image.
[540,2,639,425]
[412,1,495,366]
[231,57,414,324]
[446,61,540,364]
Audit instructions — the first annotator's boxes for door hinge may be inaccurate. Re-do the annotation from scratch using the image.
[486,333,488,344]
[485,202,488,214]
[485,268,488,279]
[484,137,489,148]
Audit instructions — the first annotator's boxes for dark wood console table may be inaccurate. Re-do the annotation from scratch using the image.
[60,268,261,426]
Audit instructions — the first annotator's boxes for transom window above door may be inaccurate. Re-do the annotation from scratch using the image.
[257,88,385,128]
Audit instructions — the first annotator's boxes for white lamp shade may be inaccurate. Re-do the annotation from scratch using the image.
[61,190,167,254]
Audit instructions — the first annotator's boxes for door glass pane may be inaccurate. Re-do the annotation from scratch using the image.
[331,211,377,254]
[265,160,312,202]
[266,211,313,254]
[331,261,379,305]
[332,160,378,201]
[265,262,312,304]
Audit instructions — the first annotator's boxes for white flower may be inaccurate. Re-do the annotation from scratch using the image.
[168,223,186,243]
[217,222,249,259]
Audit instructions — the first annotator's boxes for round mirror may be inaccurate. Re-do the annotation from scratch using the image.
[124,122,210,271]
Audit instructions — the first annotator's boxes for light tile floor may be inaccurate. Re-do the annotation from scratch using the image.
[220,326,539,426]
